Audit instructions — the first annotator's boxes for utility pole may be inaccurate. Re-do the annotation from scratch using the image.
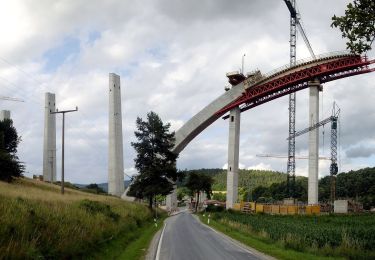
[51,106,78,194]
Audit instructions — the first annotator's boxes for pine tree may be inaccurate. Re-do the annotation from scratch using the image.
[128,111,178,208]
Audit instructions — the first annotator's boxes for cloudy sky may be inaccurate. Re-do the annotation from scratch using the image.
[0,0,374,184]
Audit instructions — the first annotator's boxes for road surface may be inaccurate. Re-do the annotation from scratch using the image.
[156,211,269,260]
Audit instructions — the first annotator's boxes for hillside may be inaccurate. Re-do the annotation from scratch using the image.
[181,168,297,191]
[187,167,375,208]
[319,167,375,209]
[0,177,157,259]
[74,180,131,192]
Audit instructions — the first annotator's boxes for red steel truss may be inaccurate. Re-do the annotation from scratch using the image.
[218,55,375,118]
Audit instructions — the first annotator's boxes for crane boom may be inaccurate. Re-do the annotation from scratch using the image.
[0,96,24,102]
[284,0,316,59]
[257,154,330,160]
[287,116,334,140]
[296,22,316,59]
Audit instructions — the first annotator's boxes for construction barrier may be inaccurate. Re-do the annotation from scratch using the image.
[233,203,241,211]
[239,202,322,215]
[256,203,264,213]
[250,202,256,211]
[280,205,288,215]
[271,205,280,214]
[263,205,272,214]
[306,205,321,215]
[287,205,298,215]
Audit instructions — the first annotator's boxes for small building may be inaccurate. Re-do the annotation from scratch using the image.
[334,200,348,213]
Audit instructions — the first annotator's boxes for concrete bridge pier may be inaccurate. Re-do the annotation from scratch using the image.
[0,110,10,121]
[108,73,125,197]
[226,107,240,209]
[43,93,56,182]
[308,79,321,205]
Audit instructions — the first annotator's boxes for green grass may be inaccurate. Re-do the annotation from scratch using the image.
[0,178,160,259]
[200,211,375,260]
[200,214,339,260]
[90,215,165,259]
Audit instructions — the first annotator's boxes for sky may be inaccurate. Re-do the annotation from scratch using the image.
[0,0,374,184]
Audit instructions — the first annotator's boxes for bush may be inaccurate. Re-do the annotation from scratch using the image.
[206,204,225,212]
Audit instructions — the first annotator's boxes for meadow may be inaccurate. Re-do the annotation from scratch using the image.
[0,178,158,259]
[206,210,375,259]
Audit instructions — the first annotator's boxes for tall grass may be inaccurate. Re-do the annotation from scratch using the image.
[0,178,154,259]
[210,211,375,259]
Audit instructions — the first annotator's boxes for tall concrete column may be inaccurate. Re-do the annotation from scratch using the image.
[166,184,177,212]
[108,73,124,196]
[226,107,240,209]
[308,80,320,205]
[43,93,56,182]
[0,110,10,121]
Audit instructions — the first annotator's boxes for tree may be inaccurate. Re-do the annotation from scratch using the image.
[85,183,106,194]
[185,172,213,212]
[0,119,20,154]
[331,0,375,54]
[0,119,23,182]
[127,111,178,208]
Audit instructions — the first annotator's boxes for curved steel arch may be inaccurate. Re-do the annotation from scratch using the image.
[173,52,375,154]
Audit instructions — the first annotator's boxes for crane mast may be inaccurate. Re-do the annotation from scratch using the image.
[288,103,340,206]
[285,0,297,198]
[283,0,315,198]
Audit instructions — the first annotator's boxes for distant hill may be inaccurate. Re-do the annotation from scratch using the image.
[75,180,131,193]
[180,168,304,191]
[319,167,375,209]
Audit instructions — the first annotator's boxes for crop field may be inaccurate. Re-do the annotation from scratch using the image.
[210,211,375,259]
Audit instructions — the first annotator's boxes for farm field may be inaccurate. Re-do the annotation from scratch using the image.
[203,211,375,259]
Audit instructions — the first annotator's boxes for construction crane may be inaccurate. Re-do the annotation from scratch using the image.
[0,96,24,102]
[287,103,340,205]
[283,0,316,59]
[256,154,330,160]
[283,0,316,198]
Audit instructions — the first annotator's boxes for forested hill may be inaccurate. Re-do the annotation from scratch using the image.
[179,168,294,191]
[319,167,375,209]
[180,167,375,209]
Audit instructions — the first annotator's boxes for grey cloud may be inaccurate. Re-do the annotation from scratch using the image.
[346,145,375,158]
[1,0,373,184]
[155,0,281,23]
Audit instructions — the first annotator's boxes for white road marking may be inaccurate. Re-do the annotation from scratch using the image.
[155,222,167,260]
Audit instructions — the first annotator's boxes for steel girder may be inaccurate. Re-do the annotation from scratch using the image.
[219,55,374,117]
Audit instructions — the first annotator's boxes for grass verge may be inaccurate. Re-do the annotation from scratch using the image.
[199,214,343,260]
[91,216,165,260]
[0,177,162,259]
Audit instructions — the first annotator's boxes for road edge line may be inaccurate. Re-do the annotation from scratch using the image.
[155,222,167,260]
[194,214,276,260]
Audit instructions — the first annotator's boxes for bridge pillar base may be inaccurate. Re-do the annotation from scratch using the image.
[166,184,177,212]
[226,107,240,209]
[308,80,320,205]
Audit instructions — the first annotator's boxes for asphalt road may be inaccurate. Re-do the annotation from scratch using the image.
[156,211,269,260]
